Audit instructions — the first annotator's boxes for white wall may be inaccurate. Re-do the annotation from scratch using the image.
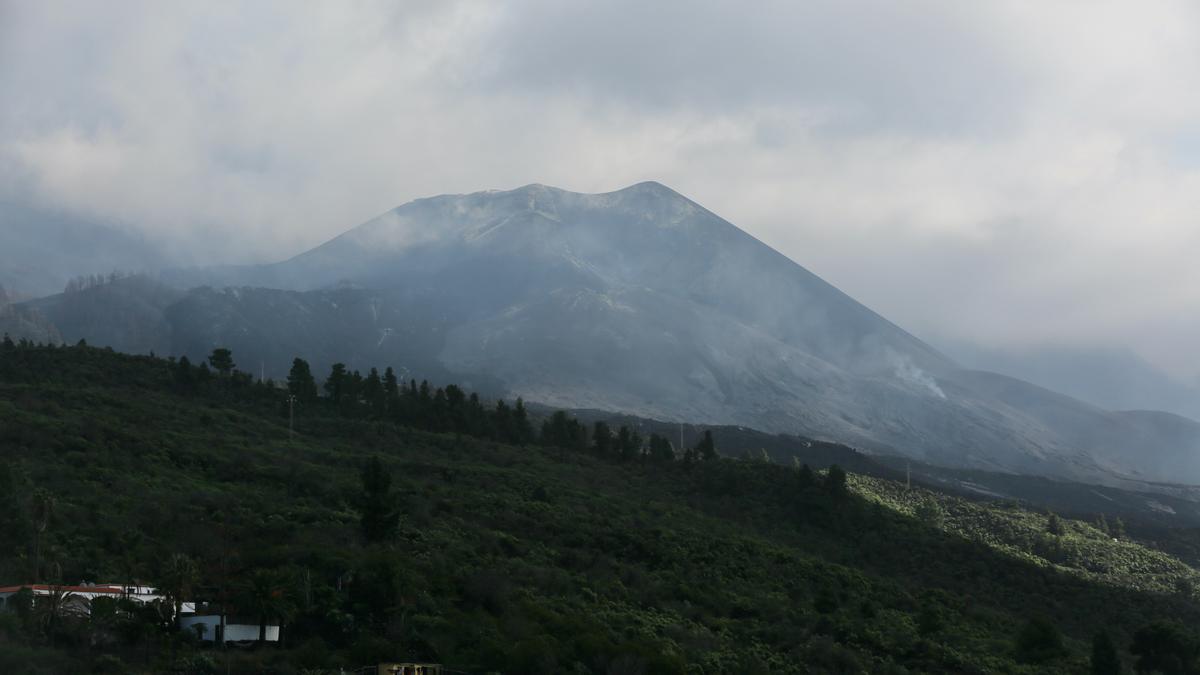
[180,615,280,642]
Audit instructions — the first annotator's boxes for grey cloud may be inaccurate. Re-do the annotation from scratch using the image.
[475,1,1031,135]
[3,0,1200,385]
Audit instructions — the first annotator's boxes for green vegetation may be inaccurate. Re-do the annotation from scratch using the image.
[2,341,1200,673]
[855,475,1200,598]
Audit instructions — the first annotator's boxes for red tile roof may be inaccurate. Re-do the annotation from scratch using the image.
[0,584,141,595]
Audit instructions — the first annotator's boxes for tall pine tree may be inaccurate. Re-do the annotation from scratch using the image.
[287,358,319,402]
[208,348,235,377]
[363,368,385,419]
[324,363,348,404]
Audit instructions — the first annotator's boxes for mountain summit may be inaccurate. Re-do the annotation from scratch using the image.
[268,180,950,373]
[233,181,969,445]
[34,182,1200,487]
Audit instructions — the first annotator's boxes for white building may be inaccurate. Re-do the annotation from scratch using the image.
[0,583,193,616]
[0,583,277,644]
[181,613,280,643]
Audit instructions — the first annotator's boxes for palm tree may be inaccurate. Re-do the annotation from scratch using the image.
[30,489,55,583]
[33,585,77,646]
[238,569,293,645]
[159,553,199,630]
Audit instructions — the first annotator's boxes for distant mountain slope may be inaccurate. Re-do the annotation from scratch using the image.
[32,182,1200,488]
[949,342,1200,421]
[28,279,505,396]
[0,285,59,344]
[0,202,168,298]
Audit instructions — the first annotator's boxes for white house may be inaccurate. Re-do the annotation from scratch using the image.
[0,583,277,644]
[0,583,193,616]
[180,613,280,643]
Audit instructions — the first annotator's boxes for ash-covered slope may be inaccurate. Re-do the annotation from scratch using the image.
[271,181,951,371]
[55,182,1200,486]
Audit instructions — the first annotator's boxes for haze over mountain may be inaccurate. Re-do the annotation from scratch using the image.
[0,202,169,298]
[949,341,1200,422]
[20,181,1200,490]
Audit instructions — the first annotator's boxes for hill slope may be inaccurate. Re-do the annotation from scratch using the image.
[2,344,1200,673]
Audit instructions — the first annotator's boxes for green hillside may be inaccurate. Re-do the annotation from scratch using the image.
[1,342,1199,674]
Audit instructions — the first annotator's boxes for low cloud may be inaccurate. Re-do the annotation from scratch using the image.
[4,1,1200,376]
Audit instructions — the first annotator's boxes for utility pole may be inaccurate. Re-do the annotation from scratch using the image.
[287,395,297,440]
[906,461,911,490]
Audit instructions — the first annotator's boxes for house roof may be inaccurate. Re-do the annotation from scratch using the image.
[0,584,153,595]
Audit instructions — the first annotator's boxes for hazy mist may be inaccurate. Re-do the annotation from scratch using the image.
[4,0,1200,387]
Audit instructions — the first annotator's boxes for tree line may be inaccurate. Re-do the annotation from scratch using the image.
[61,271,137,294]
[170,346,724,465]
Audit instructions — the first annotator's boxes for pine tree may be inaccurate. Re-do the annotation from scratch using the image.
[444,384,466,431]
[196,361,212,384]
[431,387,449,431]
[617,426,642,461]
[208,348,235,377]
[513,398,534,444]
[173,355,195,392]
[493,400,513,442]
[694,430,717,461]
[383,367,399,413]
[324,363,348,404]
[466,393,485,435]
[541,411,571,448]
[345,370,365,412]
[363,368,385,419]
[593,421,613,456]
[648,434,675,462]
[287,358,319,402]
[539,410,588,451]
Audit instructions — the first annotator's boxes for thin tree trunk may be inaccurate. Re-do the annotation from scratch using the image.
[259,617,266,644]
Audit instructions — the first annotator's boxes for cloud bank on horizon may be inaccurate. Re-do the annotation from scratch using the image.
[4,0,1200,376]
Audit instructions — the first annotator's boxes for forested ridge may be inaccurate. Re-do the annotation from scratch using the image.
[2,339,1200,673]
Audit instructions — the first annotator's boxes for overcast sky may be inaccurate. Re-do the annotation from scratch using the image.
[4,1,1200,376]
